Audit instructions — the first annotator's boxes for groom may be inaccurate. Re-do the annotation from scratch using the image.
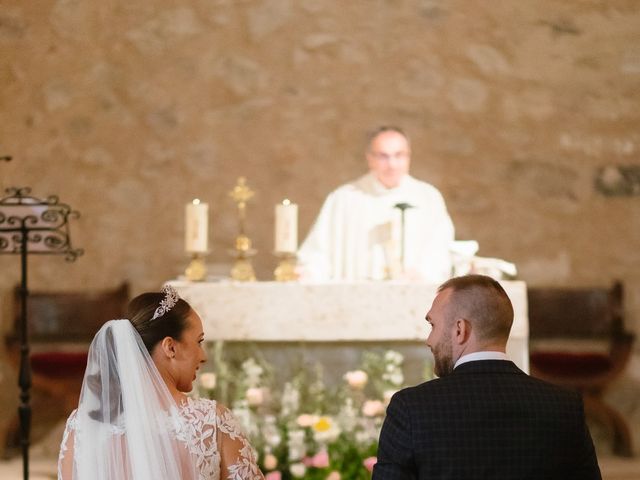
[373,274,601,479]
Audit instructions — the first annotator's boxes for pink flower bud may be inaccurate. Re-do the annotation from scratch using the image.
[312,450,330,468]
[363,456,377,472]
[263,453,278,470]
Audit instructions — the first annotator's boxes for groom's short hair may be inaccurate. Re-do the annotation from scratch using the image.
[438,274,514,343]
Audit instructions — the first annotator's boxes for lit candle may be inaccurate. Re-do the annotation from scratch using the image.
[185,199,209,253]
[275,199,298,253]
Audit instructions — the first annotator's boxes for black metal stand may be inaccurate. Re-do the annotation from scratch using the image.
[0,187,82,480]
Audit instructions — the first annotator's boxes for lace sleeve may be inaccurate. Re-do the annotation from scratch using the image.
[216,404,264,480]
[58,410,78,480]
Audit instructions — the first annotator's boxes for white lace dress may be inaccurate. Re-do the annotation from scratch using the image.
[58,397,264,480]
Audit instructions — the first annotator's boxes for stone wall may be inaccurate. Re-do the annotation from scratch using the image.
[1,0,639,337]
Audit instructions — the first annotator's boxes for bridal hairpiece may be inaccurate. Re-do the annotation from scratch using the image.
[152,285,180,320]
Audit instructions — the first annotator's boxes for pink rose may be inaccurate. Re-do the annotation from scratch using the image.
[383,389,397,406]
[344,370,368,389]
[199,372,217,390]
[326,471,341,480]
[296,413,316,427]
[303,450,330,468]
[363,456,377,472]
[362,400,385,417]
[263,453,278,470]
[265,471,281,480]
[246,387,265,406]
[312,450,330,468]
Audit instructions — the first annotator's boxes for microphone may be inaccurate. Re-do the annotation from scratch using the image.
[393,202,414,211]
[393,203,414,274]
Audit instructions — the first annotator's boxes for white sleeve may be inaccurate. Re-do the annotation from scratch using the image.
[216,404,264,480]
[297,193,337,281]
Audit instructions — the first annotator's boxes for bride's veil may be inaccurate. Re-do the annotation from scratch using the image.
[72,319,197,480]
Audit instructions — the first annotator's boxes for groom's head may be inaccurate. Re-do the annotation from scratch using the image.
[426,275,514,376]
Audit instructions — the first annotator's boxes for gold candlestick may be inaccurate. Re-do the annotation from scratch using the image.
[228,177,257,281]
[273,252,299,282]
[185,252,207,281]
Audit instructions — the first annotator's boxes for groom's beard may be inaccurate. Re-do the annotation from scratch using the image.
[431,334,454,378]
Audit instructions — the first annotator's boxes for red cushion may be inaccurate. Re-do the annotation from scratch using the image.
[30,352,88,378]
[530,351,612,377]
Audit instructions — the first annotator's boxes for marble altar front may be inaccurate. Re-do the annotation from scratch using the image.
[168,280,529,373]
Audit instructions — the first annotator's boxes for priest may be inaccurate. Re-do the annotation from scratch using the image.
[298,126,454,282]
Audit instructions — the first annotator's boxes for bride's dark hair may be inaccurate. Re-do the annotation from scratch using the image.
[127,292,192,353]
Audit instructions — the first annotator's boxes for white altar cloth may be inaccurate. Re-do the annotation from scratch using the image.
[168,280,529,373]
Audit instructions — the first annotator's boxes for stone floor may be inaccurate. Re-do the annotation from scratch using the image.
[0,453,639,479]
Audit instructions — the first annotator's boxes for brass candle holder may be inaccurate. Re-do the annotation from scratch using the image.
[185,252,208,281]
[228,177,257,282]
[273,252,299,282]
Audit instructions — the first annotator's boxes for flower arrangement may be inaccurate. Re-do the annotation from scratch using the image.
[197,343,432,480]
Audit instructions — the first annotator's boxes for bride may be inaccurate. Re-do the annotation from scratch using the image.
[58,285,265,479]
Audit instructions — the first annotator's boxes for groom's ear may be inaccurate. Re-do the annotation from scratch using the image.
[454,318,471,345]
[160,336,177,359]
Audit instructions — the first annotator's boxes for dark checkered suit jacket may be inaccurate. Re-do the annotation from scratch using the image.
[373,360,601,480]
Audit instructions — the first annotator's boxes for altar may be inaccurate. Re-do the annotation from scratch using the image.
[168,280,529,373]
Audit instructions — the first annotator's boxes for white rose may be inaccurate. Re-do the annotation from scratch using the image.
[389,371,404,386]
[355,430,370,444]
[385,350,403,364]
[288,429,305,443]
[199,372,217,390]
[281,383,300,415]
[290,463,306,478]
[288,446,305,461]
[287,430,306,460]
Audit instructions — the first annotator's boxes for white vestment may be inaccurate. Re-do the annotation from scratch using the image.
[298,173,454,282]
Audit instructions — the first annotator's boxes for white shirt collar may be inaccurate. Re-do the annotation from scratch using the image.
[454,351,509,369]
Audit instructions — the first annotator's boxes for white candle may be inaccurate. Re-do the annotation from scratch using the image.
[185,199,209,253]
[275,199,298,253]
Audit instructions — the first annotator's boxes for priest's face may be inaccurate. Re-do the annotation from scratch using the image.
[426,288,456,377]
[366,130,411,188]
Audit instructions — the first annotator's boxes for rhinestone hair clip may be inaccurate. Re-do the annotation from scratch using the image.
[152,285,180,320]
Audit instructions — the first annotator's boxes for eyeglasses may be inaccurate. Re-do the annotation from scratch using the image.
[369,151,410,162]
